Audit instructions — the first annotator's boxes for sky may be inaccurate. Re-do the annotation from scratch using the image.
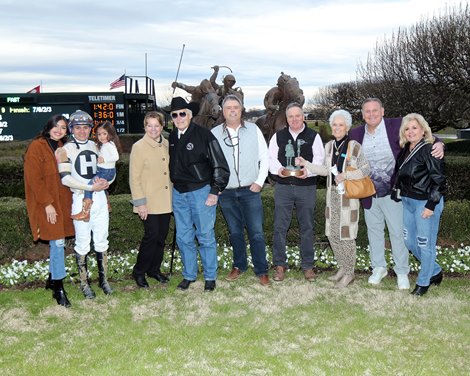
[0,0,463,109]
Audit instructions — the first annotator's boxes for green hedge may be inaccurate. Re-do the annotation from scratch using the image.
[2,155,467,200]
[1,189,469,263]
[445,139,470,155]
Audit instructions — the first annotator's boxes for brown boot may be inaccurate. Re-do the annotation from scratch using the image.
[71,198,93,222]
[273,266,286,282]
[303,268,317,282]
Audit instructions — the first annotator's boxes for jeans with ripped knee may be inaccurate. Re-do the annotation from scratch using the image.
[402,196,443,286]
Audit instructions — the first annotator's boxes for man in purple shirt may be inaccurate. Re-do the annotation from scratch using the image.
[349,98,444,290]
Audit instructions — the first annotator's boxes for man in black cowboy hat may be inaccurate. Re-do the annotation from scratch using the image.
[168,97,230,292]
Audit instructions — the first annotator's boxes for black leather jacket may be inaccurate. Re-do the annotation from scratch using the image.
[169,122,229,194]
[395,140,446,210]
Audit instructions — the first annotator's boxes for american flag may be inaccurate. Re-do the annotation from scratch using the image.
[109,74,126,90]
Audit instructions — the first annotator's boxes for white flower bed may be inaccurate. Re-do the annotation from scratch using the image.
[1,244,469,287]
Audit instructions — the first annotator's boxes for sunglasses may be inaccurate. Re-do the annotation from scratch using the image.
[171,111,187,119]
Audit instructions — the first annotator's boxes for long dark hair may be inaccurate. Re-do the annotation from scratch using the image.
[24,114,69,159]
[37,114,70,142]
[94,121,122,153]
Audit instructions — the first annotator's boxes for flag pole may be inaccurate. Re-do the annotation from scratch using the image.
[172,44,185,95]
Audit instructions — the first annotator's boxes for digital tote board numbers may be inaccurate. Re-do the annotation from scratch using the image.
[0,93,128,141]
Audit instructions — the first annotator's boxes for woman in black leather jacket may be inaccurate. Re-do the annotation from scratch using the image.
[394,113,446,296]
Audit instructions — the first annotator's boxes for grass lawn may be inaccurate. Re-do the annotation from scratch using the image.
[1,271,469,375]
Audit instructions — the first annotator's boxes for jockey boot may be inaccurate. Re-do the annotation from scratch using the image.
[53,279,71,308]
[71,198,93,222]
[75,252,96,299]
[96,251,113,295]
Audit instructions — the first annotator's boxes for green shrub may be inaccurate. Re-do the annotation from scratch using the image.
[0,197,32,260]
[445,139,470,155]
[0,159,25,198]
[439,199,470,245]
[318,123,332,143]
[2,189,468,263]
[1,136,467,199]
[444,156,469,201]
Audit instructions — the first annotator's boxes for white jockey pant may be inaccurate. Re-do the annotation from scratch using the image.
[72,190,109,255]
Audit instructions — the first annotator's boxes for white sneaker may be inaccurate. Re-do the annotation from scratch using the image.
[397,274,410,290]
[368,267,388,285]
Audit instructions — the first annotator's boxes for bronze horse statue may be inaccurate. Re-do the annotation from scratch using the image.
[193,90,221,129]
[172,78,221,129]
[256,73,305,142]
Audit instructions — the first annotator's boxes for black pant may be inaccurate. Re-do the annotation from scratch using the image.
[133,213,171,276]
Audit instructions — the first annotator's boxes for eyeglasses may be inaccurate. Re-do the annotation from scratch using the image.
[171,111,187,119]
[223,135,239,147]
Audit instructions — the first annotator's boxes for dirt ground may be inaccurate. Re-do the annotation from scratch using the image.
[16,241,75,263]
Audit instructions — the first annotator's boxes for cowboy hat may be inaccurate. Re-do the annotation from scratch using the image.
[168,96,200,115]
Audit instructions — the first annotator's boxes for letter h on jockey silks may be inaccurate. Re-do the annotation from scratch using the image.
[76,150,98,179]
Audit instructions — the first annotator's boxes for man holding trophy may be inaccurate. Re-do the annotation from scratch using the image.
[268,102,325,282]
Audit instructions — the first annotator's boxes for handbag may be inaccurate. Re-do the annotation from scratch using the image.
[343,142,376,199]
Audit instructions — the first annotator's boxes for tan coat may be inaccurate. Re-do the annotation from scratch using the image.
[129,134,172,214]
[24,137,74,241]
[304,140,370,240]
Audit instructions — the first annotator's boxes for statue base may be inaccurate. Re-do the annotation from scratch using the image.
[281,168,303,177]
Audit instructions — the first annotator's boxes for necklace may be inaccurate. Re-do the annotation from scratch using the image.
[334,140,346,156]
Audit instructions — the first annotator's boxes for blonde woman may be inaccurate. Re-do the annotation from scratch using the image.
[393,113,446,296]
[130,111,172,288]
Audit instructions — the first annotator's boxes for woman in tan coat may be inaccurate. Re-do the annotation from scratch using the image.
[24,115,75,307]
[297,110,371,288]
[129,111,172,288]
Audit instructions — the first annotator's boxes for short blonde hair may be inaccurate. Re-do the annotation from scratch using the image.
[144,111,164,127]
[399,113,434,148]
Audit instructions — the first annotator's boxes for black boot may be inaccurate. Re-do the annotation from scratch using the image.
[147,271,169,284]
[45,273,53,290]
[75,252,96,299]
[53,279,71,308]
[46,272,56,300]
[96,251,113,295]
[411,284,429,296]
[430,271,443,286]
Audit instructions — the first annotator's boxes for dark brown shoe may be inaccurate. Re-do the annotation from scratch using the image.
[259,274,270,286]
[225,267,242,281]
[303,268,317,282]
[273,266,286,282]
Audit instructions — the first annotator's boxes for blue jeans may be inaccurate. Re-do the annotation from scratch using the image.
[49,239,66,280]
[85,167,116,200]
[172,185,217,281]
[218,187,268,276]
[402,196,443,286]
